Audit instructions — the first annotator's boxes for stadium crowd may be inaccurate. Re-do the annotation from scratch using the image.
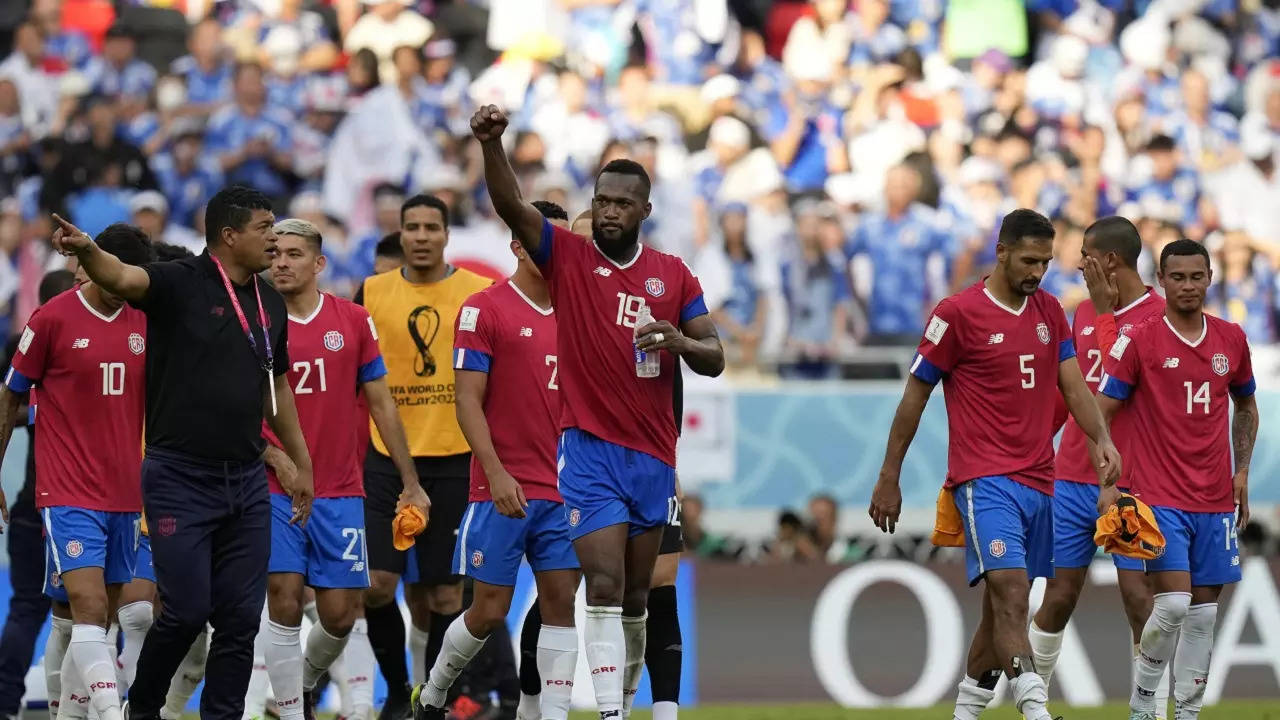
[0,0,1278,378]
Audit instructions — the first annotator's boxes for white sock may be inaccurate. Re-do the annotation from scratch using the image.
[952,674,995,720]
[162,627,208,719]
[70,624,122,720]
[536,625,578,720]
[419,615,487,709]
[1011,672,1052,720]
[516,692,541,720]
[1133,592,1190,713]
[46,616,73,716]
[621,613,646,718]
[58,641,89,720]
[409,623,429,687]
[243,615,272,720]
[117,602,153,690]
[1173,603,1216,719]
[1134,642,1172,720]
[344,618,375,717]
[652,700,679,720]
[303,623,349,690]
[1028,620,1064,686]
[302,601,319,625]
[265,621,304,719]
[328,639,353,718]
[584,606,624,716]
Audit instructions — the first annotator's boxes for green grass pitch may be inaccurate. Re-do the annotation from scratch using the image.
[563,702,1280,719]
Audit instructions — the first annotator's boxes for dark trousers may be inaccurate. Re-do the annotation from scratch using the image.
[0,502,51,714]
[130,447,270,720]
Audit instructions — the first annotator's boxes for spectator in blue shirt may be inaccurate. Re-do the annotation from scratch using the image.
[846,164,953,342]
[1212,232,1275,344]
[729,30,789,121]
[170,18,234,111]
[1127,134,1202,236]
[1162,69,1240,172]
[416,39,472,137]
[205,62,294,199]
[635,0,720,86]
[711,204,770,366]
[84,25,156,100]
[67,158,133,238]
[257,0,339,75]
[150,122,224,232]
[344,183,404,282]
[764,72,849,194]
[32,0,91,71]
[606,66,683,145]
[781,201,852,379]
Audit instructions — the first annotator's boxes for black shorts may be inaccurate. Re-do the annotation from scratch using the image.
[659,498,683,555]
[364,447,470,586]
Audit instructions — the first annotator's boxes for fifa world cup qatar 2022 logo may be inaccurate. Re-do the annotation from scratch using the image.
[408,304,441,377]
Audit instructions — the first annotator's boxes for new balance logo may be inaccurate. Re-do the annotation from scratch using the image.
[1163,357,1181,368]
[72,338,89,349]
[987,333,1004,344]
[594,266,612,277]
[520,327,533,337]
[1081,326,1095,335]
[351,561,364,572]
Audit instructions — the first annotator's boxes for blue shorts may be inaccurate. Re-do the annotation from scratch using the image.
[1144,507,1241,586]
[1053,480,1144,571]
[268,494,370,589]
[135,534,156,583]
[41,507,139,602]
[953,476,1054,586]
[557,428,676,541]
[453,500,580,586]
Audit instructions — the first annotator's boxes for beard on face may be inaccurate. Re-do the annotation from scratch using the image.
[593,220,641,254]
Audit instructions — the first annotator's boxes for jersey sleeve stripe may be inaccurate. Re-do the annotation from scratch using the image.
[453,348,492,373]
[1099,374,1132,400]
[909,353,944,385]
[4,366,32,393]
[1057,338,1076,362]
[358,356,388,384]
[680,294,709,324]
[532,218,554,266]
[1230,376,1257,398]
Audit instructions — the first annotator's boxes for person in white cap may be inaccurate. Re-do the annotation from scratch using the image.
[130,191,203,255]
[344,0,433,86]
[691,116,752,247]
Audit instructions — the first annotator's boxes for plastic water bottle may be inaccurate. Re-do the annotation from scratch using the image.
[634,304,661,378]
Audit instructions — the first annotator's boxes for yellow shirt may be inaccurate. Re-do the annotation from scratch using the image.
[361,267,492,457]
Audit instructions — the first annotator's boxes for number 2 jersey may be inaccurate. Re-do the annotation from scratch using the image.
[266,292,386,498]
[911,282,1073,494]
[532,219,708,467]
[5,287,146,510]
[1100,314,1255,512]
[453,280,560,502]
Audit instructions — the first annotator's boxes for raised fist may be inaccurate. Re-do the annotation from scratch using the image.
[470,105,509,143]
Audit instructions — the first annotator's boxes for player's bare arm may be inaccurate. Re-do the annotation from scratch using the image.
[0,386,19,527]
[869,375,934,534]
[50,214,151,303]
[363,375,430,518]
[1231,392,1258,529]
[472,105,545,253]
[636,314,725,377]
[1094,392,1125,512]
[1059,358,1121,487]
[454,368,527,519]
[262,444,298,488]
[264,380,315,526]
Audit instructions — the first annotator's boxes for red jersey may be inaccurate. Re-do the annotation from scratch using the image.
[5,288,146,510]
[1100,313,1255,512]
[266,293,385,498]
[912,282,1074,494]
[1055,290,1163,486]
[453,280,560,502]
[532,219,707,466]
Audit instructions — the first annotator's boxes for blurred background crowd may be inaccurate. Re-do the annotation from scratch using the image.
[0,0,1278,380]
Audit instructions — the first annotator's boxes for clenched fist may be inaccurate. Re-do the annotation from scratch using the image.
[471,105,509,143]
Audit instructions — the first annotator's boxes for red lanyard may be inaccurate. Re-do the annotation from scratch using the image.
[209,254,274,375]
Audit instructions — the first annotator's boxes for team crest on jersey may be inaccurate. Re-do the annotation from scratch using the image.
[128,333,145,355]
[645,278,665,297]
[1212,353,1229,376]
[471,550,484,568]
[49,571,61,588]
[1120,323,1134,336]
[1036,322,1050,345]
[156,516,177,536]
[988,539,1007,558]
[568,508,581,527]
[324,330,344,351]
[65,540,84,558]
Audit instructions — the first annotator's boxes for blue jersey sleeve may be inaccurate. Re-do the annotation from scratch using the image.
[680,294,709,324]
[1230,376,1256,398]
[453,348,492,373]
[1058,338,1076,362]
[909,353,944,385]
[358,356,387,383]
[1099,374,1132,401]
[4,366,32,393]
[531,218,555,267]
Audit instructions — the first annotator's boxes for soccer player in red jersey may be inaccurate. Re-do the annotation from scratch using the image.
[1029,217,1169,706]
[0,224,154,720]
[870,209,1121,720]
[472,105,724,720]
[264,219,424,718]
[412,201,579,720]
[1099,239,1258,720]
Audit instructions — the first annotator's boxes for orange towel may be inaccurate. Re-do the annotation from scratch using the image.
[393,505,427,551]
[1095,494,1165,559]
[932,488,966,547]
[140,514,149,537]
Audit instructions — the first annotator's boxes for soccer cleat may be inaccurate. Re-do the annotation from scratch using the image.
[302,689,317,720]
[409,682,447,720]
[445,695,489,720]
[378,684,413,720]
[1130,711,1158,720]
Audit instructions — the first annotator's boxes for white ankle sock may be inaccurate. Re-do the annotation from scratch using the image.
[70,624,122,720]
[516,692,541,720]
[117,601,153,690]
[1011,672,1052,720]
[1173,603,1217,720]
[243,614,272,720]
[420,615,487,709]
[344,618,375,717]
[409,623,429,687]
[303,623,349,690]
[265,621,303,719]
[952,674,995,720]
[45,616,72,716]
[536,625,578,720]
[1028,620,1064,686]
[1133,593,1190,713]
[621,613,647,718]
[302,601,319,625]
[652,700,679,720]
[162,627,208,719]
[584,606,624,716]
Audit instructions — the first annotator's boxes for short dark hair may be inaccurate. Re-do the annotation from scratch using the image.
[778,510,804,530]
[39,270,77,304]
[205,185,273,245]
[597,158,652,197]
[1085,216,1142,269]
[1147,134,1177,153]
[1159,238,1210,273]
[373,182,404,202]
[997,208,1055,248]
[531,200,568,222]
[96,223,156,266]
[401,193,449,227]
[153,242,195,262]
[376,232,403,258]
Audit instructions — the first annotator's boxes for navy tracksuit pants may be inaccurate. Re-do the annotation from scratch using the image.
[0,499,51,714]
[129,447,269,720]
